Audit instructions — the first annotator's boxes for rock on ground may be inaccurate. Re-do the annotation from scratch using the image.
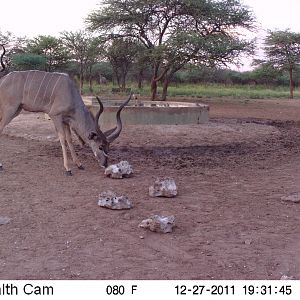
[0,216,11,225]
[98,190,132,210]
[149,177,177,197]
[281,192,300,203]
[280,274,294,280]
[104,161,133,179]
[139,215,175,233]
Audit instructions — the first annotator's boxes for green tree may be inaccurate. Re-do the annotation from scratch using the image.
[106,38,139,90]
[61,31,103,92]
[27,35,68,72]
[11,53,47,70]
[0,30,12,47]
[250,61,283,85]
[85,36,104,92]
[87,0,255,100]
[0,30,14,73]
[262,30,300,98]
[92,62,113,82]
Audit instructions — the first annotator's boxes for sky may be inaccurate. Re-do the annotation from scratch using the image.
[242,0,300,33]
[1,0,300,70]
[0,0,100,37]
[1,0,300,38]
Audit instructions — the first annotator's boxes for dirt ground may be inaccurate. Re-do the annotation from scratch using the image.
[1,98,300,280]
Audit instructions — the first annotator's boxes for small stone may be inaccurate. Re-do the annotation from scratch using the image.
[0,163,3,171]
[0,216,11,225]
[139,215,175,233]
[280,274,294,280]
[281,193,300,203]
[105,161,133,179]
[149,177,177,198]
[139,235,145,239]
[98,190,132,210]
[244,239,252,245]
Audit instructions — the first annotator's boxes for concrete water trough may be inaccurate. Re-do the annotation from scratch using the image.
[83,96,209,127]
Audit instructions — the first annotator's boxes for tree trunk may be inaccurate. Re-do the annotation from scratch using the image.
[161,76,169,101]
[89,67,93,93]
[80,73,84,94]
[121,75,126,91]
[289,68,294,99]
[79,62,84,94]
[138,69,143,89]
[150,78,157,101]
[150,64,160,101]
[114,70,121,89]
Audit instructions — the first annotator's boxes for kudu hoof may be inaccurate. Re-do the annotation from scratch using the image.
[78,165,85,170]
[65,170,73,176]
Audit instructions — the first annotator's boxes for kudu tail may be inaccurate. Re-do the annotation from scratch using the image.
[0,45,6,72]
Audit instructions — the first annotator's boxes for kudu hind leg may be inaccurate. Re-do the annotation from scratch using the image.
[0,106,22,171]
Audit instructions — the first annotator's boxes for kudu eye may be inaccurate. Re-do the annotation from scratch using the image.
[88,132,97,140]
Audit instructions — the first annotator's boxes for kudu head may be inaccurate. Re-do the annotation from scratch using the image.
[88,93,132,168]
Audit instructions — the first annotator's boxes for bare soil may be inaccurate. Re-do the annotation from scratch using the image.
[1,98,300,280]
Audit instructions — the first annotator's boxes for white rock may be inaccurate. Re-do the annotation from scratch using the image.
[281,193,300,203]
[105,161,133,179]
[0,216,11,225]
[149,177,177,197]
[280,274,294,280]
[98,190,132,210]
[105,164,122,178]
[139,215,175,233]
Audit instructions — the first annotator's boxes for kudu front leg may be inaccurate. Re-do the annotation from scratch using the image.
[57,133,72,176]
[64,125,84,170]
[51,117,72,175]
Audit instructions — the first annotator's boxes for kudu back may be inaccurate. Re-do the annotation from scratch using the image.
[0,48,131,175]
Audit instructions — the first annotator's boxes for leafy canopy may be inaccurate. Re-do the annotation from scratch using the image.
[264,30,300,71]
[88,0,255,99]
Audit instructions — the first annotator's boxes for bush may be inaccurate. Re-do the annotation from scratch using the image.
[11,53,46,71]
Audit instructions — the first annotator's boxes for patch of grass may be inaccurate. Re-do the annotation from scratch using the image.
[81,82,113,95]
[164,84,300,99]
[82,82,300,99]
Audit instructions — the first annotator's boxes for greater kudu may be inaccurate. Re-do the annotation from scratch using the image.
[0,45,131,175]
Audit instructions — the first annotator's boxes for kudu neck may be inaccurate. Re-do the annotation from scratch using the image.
[69,105,99,144]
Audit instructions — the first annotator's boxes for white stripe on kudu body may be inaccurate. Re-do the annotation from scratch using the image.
[22,70,32,102]
[50,75,62,102]
[0,68,131,175]
[42,73,55,107]
[33,72,47,106]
